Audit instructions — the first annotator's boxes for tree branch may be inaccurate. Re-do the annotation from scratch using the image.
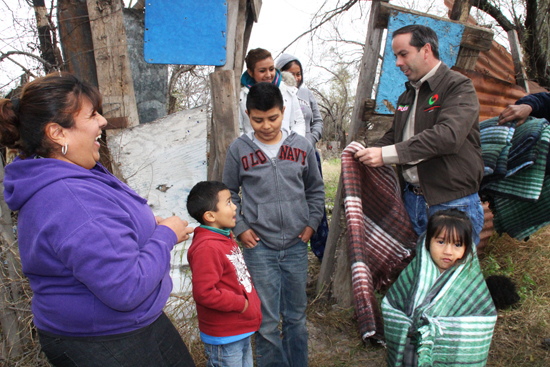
[277,0,360,56]
[0,50,54,71]
[469,0,515,31]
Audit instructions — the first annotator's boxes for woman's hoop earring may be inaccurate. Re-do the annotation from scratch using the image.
[62,143,68,156]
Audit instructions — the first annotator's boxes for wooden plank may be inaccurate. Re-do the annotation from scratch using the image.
[106,107,207,222]
[455,47,480,70]
[87,0,139,127]
[376,2,492,52]
[233,0,248,99]
[208,70,240,181]
[507,29,530,93]
[318,0,387,298]
[250,0,262,22]
[449,0,471,23]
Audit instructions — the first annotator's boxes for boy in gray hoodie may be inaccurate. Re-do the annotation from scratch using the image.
[223,82,324,367]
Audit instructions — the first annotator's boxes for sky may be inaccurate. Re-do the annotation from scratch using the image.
[0,0,510,95]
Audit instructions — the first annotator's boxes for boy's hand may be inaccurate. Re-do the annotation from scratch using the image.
[241,299,249,313]
[298,226,315,243]
[238,229,260,248]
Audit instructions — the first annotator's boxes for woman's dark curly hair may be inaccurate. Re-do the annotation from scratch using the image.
[0,72,101,158]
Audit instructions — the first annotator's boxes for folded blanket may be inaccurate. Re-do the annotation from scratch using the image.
[480,118,515,177]
[341,142,417,341]
[482,126,550,202]
[382,238,497,367]
[493,175,550,240]
[507,117,549,176]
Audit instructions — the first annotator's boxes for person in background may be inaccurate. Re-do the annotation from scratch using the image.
[276,53,328,260]
[498,91,550,126]
[0,73,195,367]
[354,24,485,245]
[239,48,305,137]
[186,180,262,367]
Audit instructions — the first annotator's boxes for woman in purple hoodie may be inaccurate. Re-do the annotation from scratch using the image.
[0,73,195,367]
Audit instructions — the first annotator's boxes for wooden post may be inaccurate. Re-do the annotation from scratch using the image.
[208,0,261,180]
[57,0,99,87]
[317,0,387,296]
[87,0,139,128]
[507,29,530,93]
[449,0,471,23]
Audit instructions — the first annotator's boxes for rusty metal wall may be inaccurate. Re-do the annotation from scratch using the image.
[453,67,527,122]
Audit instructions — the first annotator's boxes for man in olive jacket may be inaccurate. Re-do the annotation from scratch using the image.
[355,24,484,244]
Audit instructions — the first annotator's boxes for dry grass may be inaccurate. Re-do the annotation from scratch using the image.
[480,228,550,366]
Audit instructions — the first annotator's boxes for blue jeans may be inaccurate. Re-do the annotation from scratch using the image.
[204,337,253,367]
[38,312,195,367]
[403,187,484,245]
[242,241,308,367]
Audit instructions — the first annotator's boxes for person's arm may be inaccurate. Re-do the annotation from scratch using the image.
[222,145,253,241]
[308,90,323,145]
[190,246,247,313]
[239,89,252,135]
[56,212,178,312]
[499,92,550,125]
[289,91,306,137]
[302,143,325,235]
[393,78,479,164]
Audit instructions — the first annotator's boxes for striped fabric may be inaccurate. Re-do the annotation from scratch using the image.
[482,126,550,202]
[479,118,514,177]
[382,238,497,367]
[507,117,549,176]
[493,176,550,239]
[341,142,417,342]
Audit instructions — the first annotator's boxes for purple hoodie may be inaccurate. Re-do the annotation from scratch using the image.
[4,157,177,337]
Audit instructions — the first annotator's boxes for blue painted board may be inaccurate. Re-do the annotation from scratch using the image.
[375,13,465,114]
[144,0,227,65]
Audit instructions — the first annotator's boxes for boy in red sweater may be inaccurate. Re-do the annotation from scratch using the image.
[186,181,262,367]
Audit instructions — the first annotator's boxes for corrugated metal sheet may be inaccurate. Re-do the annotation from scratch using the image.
[453,67,527,122]
[475,41,517,84]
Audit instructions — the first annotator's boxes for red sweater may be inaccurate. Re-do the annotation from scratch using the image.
[187,227,262,337]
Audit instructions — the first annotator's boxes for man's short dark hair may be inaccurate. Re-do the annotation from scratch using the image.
[186,181,228,225]
[392,24,440,60]
[246,82,284,113]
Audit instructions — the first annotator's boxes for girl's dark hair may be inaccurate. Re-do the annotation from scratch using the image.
[425,208,473,262]
[0,72,101,158]
[245,48,272,71]
[280,60,303,87]
[187,181,229,225]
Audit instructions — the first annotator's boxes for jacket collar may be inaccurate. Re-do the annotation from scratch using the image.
[405,62,449,93]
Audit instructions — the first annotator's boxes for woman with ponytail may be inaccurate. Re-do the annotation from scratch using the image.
[0,73,195,367]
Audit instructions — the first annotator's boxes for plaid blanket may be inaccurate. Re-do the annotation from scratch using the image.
[480,118,514,178]
[482,126,550,202]
[341,142,417,341]
[493,175,550,240]
[507,117,549,176]
[382,238,497,367]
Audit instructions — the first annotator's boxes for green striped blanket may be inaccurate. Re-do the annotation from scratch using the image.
[382,238,497,366]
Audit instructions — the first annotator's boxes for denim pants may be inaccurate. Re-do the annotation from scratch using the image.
[243,240,308,367]
[204,336,253,367]
[403,187,484,245]
[38,312,195,367]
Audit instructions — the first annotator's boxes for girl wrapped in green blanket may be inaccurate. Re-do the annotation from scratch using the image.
[382,209,497,366]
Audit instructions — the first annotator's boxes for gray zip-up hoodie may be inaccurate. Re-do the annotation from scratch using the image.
[223,131,325,250]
